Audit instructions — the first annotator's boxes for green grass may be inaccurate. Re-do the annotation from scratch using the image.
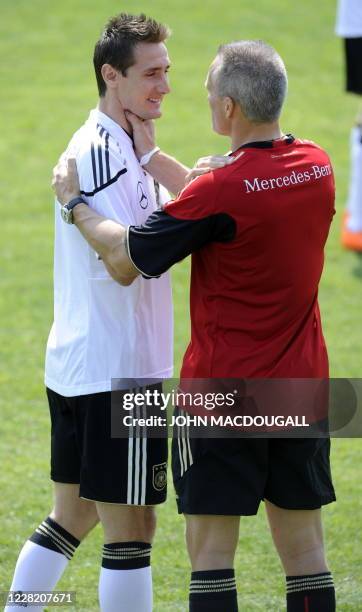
[1,0,361,610]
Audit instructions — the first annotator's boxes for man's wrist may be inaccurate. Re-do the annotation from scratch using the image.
[67,195,84,206]
[139,147,160,167]
[60,196,87,224]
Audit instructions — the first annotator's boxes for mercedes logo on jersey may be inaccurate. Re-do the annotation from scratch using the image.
[137,181,149,209]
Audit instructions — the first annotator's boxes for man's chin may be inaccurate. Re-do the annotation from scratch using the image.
[142,108,162,120]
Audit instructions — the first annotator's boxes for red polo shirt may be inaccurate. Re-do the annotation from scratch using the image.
[128,135,335,379]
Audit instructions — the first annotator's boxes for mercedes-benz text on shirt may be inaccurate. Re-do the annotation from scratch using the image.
[243,164,332,194]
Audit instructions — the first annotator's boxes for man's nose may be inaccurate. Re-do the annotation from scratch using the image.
[158,74,170,94]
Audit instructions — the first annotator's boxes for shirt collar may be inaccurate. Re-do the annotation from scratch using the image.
[88,108,133,145]
[231,134,295,154]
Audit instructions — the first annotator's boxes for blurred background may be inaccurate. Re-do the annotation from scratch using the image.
[0,1,361,609]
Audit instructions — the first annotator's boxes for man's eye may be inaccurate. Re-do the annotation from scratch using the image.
[146,72,156,77]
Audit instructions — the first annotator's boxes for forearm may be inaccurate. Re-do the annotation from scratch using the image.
[73,204,137,285]
[144,150,190,195]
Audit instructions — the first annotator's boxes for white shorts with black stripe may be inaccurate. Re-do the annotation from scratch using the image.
[47,386,168,505]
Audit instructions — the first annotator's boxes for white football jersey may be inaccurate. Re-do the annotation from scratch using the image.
[45,109,173,396]
[336,0,362,37]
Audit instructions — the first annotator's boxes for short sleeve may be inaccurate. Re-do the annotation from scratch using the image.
[75,136,134,225]
[127,171,236,278]
[75,127,126,199]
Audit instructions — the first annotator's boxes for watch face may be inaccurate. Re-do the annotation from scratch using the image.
[61,206,72,224]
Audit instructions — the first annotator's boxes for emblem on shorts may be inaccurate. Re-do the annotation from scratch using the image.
[152,462,167,491]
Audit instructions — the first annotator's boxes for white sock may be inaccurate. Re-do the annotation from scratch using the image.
[4,541,69,612]
[4,517,80,612]
[99,542,153,612]
[347,126,362,231]
[99,566,152,612]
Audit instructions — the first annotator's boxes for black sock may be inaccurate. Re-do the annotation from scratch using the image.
[286,572,336,611]
[189,569,238,612]
[101,541,152,570]
[29,516,80,560]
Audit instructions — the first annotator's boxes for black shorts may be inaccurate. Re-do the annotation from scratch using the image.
[47,387,168,505]
[344,38,362,95]
[172,431,336,515]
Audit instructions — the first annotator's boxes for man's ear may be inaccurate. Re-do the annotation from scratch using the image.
[224,96,235,119]
[101,64,120,90]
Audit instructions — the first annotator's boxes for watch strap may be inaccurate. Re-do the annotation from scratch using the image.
[66,196,87,210]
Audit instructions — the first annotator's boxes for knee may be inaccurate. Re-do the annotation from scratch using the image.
[137,507,156,541]
[279,541,328,576]
[186,526,237,571]
[266,503,329,576]
[276,525,323,560]
[120,506,157,542]
[51,502,99,541]
[189,546,236,571]
[99,506,157,543]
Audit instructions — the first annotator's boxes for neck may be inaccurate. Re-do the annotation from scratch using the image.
[231,121,283,151]
[98,96,131,134]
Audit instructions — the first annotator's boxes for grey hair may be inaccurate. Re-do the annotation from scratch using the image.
[215,40,288,123]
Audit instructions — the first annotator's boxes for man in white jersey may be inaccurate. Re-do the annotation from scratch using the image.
[336,0,362,250]
[5,13,181,612]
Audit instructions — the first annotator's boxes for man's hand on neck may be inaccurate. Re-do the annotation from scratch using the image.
[124,110,156,158]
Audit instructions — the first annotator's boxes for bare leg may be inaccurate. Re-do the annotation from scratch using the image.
[50,482,99,539]
[265,500,335,611]
[185,514,240,570]
[265,500,328,575]
[96,502,156,544]
[184,514,240,612]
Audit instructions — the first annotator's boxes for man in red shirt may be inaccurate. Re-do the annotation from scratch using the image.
[54,40,336,612]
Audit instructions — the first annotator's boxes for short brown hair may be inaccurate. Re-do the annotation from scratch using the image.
[93,13,170,97]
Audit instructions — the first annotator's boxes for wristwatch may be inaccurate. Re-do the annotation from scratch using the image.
[60,197,87,224]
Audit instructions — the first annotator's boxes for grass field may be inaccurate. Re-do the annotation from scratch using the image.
[1,0,361,610]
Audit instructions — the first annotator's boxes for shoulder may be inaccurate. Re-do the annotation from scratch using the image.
[164,157,249,219]
[294,137,329,156]
[294,138,334,168]
[70,123,128,197]
[178,169,219,199]
[164,171,219,220]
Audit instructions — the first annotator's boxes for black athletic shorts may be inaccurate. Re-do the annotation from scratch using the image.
[344,38,362,95]
[47,387,168,505]
[172,424,336,515]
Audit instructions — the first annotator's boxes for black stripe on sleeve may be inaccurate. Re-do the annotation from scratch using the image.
[97,123,111,181]
[127,209,236,278]
[105,132,111,181]
[97,126,105,186]
[98,140,104,186]
[90,142,98,190]
[80,167,127,197]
